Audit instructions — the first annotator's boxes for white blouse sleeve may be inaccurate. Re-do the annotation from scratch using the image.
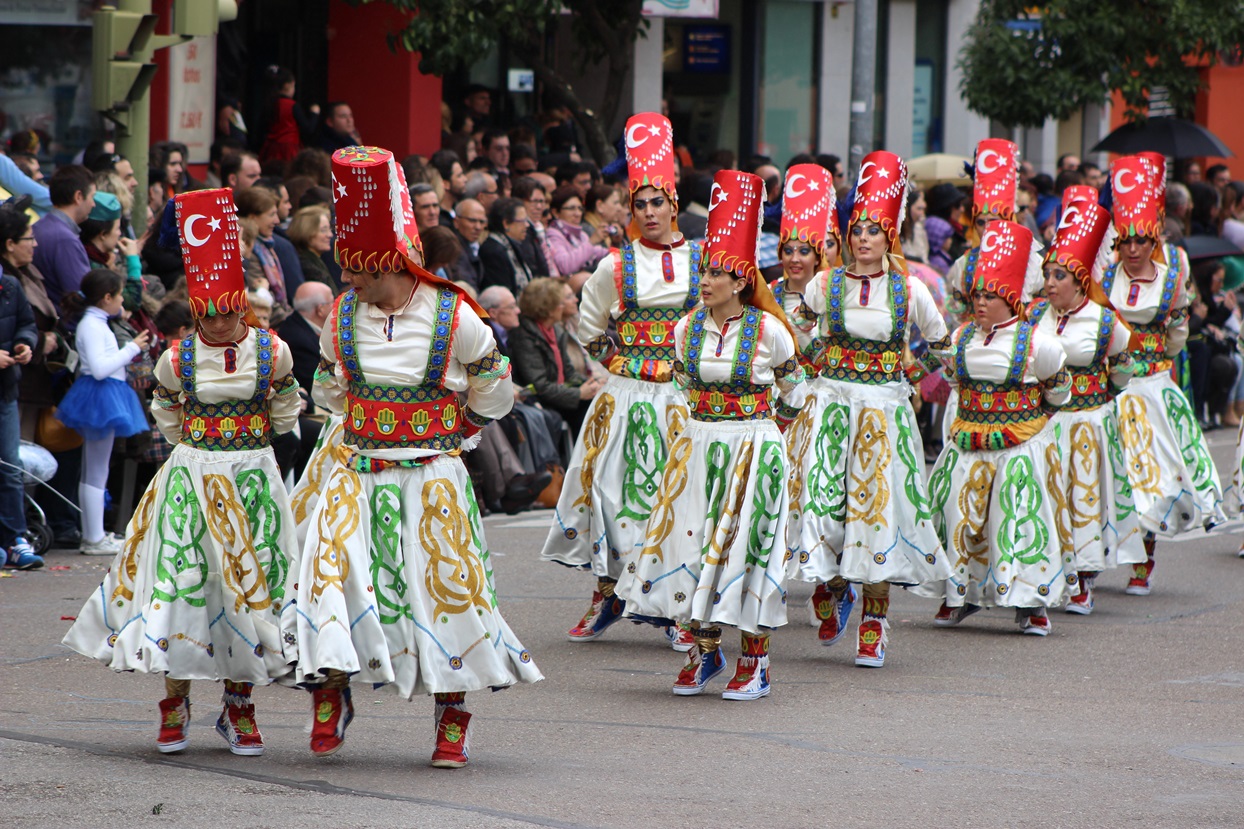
[1031,333,1070,407]
[78,316,140,380]
[1106,316,1136,390]
[576,252,619,360]
[767,316,808,411]
[267,334,302,436]
[313,305,347,415]
[454,309,515,424]
[150,347,183,446]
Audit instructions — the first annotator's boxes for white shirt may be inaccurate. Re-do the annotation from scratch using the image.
[672,308,808,409]
[76,306,141,382]
[1102,258,1191,356]
[1034,297,1132,390]
[578,238,697,351]
[152,326,300,446]
[314,280,513,459]
[951,317,1070,407]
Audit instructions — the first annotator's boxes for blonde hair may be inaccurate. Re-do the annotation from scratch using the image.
[95,171,134,216]
[286,204,330,249]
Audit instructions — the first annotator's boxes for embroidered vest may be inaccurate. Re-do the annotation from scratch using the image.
[334,287,464,452]
[951,320,1047,450]
[1101,246,1183,377]
[818,267,909,384]
[609,241,701,381]
[175,329,274,451]
[682,307,773,421]
[1029,299,1116,411]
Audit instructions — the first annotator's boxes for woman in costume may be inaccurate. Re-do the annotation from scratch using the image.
[63,188,303,756]
[785,151,952,667]
[296,146,541,769]
[541,113,701,652]
[1103,155,1224,594]
[930,220,1074,635]
[618,170,808,700]
[771,162,839,365]
[1031,198,1145,614]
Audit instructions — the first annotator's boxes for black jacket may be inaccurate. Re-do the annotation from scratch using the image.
[0,273,38,401]
[479,235,536,295]
[508,315,584,418]
[276,312,322,396]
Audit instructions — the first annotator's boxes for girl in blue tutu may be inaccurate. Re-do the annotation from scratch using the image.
[57,268,150,555]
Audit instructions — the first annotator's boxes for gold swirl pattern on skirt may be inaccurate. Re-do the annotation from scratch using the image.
[111,486,157,604]
[704,440,755,568]
[292,419,345,524]
[573,393,616,510]
[1068,421,1100,529]
[1118,395,1161,496]
[204,474,272,613]
[846,408,892,527]
[312,466,360,602]
[954,460,995,569]
[639,407,693,563]
[1045,438,1074,557]
[420,478,490,619]
[784,407,814,508]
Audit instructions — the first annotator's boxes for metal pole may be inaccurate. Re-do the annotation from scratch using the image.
[847,0,878,173]
[115,0,152,237]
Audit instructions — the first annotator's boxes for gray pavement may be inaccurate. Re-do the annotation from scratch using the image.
[2,429,1244,828]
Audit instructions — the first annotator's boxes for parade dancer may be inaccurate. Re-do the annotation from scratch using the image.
[785,151,953,667]
[930,220,1074,635]
[541,113,701,651]
[296,147,541,769]
[771,162,839,369]
[617,170,808,700]
[1031,198,1145,614]
[1104,155,1224,594]
[63,188,302,755]
[944,139,1045,322]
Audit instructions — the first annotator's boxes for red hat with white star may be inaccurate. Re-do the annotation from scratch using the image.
[1110,155,1162,240]
[973,220,1034,313]
[1136,151,1167,199]
[1046,201,1111,285]
[849,150,908,246]
[174,188,246,318]
[780,163,838,261]
[331,146,422,273]
[971,138,1019,221]
[625,112,677,202]
[1061,185,1099,211]
[704,170,764,283]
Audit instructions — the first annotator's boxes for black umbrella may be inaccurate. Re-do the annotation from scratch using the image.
[1181,235,1244,261]
[1090,117,1234,158]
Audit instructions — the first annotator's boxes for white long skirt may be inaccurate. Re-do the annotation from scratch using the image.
[786,378,951,586]
[929,422,1078,609]
[1225,418,1244,517]
[289,414,345,550]
[541,375,687,578]
[294,452,543,699]
[617,418,793,634]
[63,445,299,683]
[1050,405,1146,572]
[1116,373,1225,535]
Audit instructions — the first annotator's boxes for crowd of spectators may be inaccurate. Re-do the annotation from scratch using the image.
[3,66,1243,566]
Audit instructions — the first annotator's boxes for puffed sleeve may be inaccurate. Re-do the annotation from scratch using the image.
[797,269,829,318]
[1106,316,1137,391]
[266,333,302,436]
[78,316,141,379]
[671,315,691,391]
[1031,331,1070,407]
[907,277,951,380]
[1165,252,1193,356]
[312,303,347,414]
[454,307,515,431]
[576,251,619,361]
[941,323,970,387]
[150,347,183,446]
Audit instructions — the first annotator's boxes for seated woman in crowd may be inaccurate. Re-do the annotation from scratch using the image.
[509,276,602,436]
[479,197,537,295]
[285,204,334,290]
[545,185,609,292]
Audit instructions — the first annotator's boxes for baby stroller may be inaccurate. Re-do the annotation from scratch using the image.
[18,441,60,555]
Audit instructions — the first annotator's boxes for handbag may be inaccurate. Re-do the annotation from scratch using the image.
[36,407,84,452]
[534,463,564,508]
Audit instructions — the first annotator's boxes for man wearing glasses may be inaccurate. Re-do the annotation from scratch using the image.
[452,198,487,288]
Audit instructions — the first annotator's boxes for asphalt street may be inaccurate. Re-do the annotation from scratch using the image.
[2,428,1243,828]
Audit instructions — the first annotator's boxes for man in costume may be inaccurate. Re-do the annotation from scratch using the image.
[541,113,701,651]
[296,146,541,769]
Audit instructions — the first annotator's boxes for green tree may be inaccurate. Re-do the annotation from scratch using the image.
[959,0,1244,128]
[364,0,647,164]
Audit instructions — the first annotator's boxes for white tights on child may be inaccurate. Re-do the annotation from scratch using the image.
[80,433,115,544]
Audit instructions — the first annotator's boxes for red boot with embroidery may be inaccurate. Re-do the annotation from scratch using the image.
[156,696,190,754]
[310,686,354,757]
[215,682,264,756]
[431,705,472,769]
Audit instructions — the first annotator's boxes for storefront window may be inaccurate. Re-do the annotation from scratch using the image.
[0,1,97,164]
[758,0,818,162]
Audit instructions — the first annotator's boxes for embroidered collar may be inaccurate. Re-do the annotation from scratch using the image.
[984,316,1019,336]
[637,235,686,252]
[1119,262,1159,284]
[844,270,884,281]
[1056,295,1091,319]
[703,308,746,332]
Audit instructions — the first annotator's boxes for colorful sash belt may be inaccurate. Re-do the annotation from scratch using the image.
[1063,367,1113,411]
[687,382,774,422]
[345,381,463,452]
[952,381,1047,450]
[182,397,271,450]
[820,341,905,384]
